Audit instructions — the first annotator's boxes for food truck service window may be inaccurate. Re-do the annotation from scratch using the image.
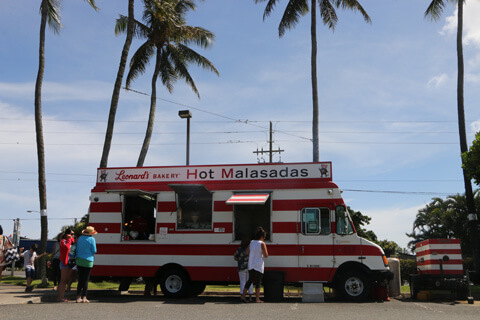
[227,193,271,241]
[169,184,213,230]
[301,208,330,235]
[121,192,156,241]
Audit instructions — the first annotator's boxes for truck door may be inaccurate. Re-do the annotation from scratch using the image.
[332,205,362,271]
[298,207,335,282]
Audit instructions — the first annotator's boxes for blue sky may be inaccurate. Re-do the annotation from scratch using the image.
[1,0,480,250]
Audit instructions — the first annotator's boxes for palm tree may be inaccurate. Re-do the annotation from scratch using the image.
[117,0,219,167]
[99,0,135,169]
[255,0,370,162]
[425,0,480,276]
[34,0,98,287]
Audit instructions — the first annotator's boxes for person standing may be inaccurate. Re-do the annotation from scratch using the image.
[0,225,13,282]
[234,237,253,301]
[75,226,97,303]
[50,233,62,290]
[57,228,75,302]
[241,227,269,303]
[21,244,45,292]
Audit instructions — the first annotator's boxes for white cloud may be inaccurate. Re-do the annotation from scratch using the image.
[427,73,448,88]
[365,204,425,250]
[440,2,480,48]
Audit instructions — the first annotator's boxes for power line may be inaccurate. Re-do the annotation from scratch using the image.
[342,189,454,196]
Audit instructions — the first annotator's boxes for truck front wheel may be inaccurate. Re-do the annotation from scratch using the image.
[160,268,190,298]
[337,270,371,301]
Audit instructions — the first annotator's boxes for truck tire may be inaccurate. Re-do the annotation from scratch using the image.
[160,268,190,298]
[409,275,420,299]
[189,282,206,297]
[337,270,371,301]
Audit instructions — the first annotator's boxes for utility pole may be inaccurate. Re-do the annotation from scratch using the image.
[253,122,284,163]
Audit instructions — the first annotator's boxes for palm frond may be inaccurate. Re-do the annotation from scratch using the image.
[319,0,338,30]
[335,0,371,24]
[261,0,280,19]
[176,43,219,76]
[158,49,177,94]
[424,0,455,21]
[115,15,149,39]
[41,0,62,34]
[83,0,99,11]
[125,40,155,88]
[167,44,200,98]
[279,0,309,37]
[178,26,215,48]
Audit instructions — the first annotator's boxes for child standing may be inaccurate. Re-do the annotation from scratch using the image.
[21,244,45,292]
[234,237,253,301]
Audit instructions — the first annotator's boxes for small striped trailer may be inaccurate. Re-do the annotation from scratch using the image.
[89,162,392,301]
[410,239,471,300]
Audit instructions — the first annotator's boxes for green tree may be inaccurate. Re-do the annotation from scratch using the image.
[425,0,479,273]
[348,207,377,242]
[99,0,135,168]
[254,0,370,161]
[462,132,480,185]
[406,191,480,256]
[34,0,98,287]
[376,240,401,257]
[117,0,219,167]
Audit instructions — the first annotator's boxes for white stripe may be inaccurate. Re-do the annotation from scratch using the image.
[415,243,461,252]
[417,254,462,261]
[418,264,463,271]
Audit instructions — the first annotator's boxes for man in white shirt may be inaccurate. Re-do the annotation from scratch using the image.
[21,244,45,292]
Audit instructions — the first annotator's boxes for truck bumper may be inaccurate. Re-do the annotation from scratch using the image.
[372,270,394,282]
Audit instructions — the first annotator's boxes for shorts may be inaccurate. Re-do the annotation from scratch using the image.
[25,266,36,279]
[59,261,69,270]
[248,269,263,289]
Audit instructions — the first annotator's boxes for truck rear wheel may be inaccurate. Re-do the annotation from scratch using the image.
[189,282,206,297]
[160,268,190,298]
[337,270,371,301]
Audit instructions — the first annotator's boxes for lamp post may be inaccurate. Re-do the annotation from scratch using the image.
[178,110,192,165]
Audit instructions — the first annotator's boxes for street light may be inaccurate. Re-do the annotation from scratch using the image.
[178,110,192,165]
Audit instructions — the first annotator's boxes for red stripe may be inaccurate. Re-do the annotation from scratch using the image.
[273,199,342,211]
[416,249,462,256]
[93,179,340,193]
[90,202,122,213]
[272,222,297,233]
[417,270,464,275]
[157,202,177,212]
[90,265,336,283]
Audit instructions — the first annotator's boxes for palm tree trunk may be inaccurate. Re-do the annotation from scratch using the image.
[456,0,480,276]
[311,0,319,162]
[35,1,49,287]
[136,54,161,167]
[100,0,135,168]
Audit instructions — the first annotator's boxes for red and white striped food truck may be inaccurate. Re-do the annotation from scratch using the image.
[89,162,392,300]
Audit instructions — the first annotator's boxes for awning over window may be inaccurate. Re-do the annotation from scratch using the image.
[168,184,211,196]
[226,194,270,205]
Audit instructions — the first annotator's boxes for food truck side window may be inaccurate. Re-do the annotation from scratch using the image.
[301,208,330,235]
[335,205,354,235]
[175,188,213,230]
[122,194,156,241]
